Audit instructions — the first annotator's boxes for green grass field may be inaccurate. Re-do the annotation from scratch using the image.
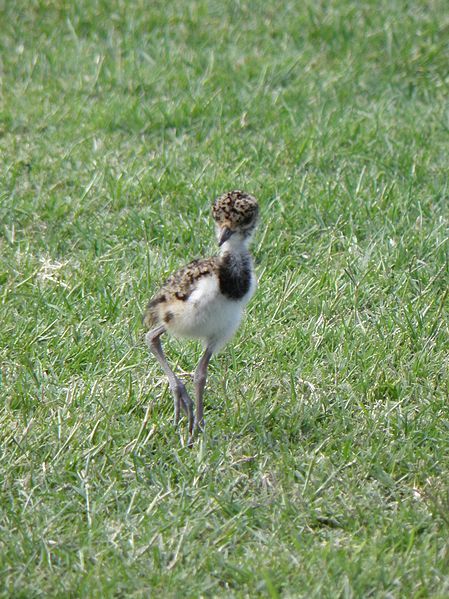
[1,0,449,596]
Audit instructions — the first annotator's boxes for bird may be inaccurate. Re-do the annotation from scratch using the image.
[143,190,259,441]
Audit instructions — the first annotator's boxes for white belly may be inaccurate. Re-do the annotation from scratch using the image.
[167,274,256,350]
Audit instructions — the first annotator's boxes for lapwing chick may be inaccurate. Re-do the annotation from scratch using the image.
[143,190,259,441]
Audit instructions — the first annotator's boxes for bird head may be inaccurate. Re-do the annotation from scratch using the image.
[212,190,259,248]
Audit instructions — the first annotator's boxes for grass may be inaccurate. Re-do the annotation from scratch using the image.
[1,0,449,596]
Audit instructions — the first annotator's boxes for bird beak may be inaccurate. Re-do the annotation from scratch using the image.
[218,227,234,246]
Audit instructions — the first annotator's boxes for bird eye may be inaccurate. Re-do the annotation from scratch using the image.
[240,212,254,225]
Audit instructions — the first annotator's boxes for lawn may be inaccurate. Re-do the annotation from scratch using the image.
[1,0,449,596]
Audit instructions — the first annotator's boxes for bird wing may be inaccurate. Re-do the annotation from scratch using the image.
[143,257,218,329]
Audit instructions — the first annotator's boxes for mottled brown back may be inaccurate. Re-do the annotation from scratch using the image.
[143,257,218,330]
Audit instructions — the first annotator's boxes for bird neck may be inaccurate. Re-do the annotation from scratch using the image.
[219,235,251,257]
[217,243,253,300]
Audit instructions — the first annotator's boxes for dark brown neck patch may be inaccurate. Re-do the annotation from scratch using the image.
[218,253,252,300]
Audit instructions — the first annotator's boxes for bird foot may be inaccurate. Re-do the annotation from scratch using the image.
[172,380,194,435]
[187,418,205,446]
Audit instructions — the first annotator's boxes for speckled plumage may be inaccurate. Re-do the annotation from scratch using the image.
[143,190,260,441]
[212,190,259,236]
[143,190,259,340]
[143,258,219,329]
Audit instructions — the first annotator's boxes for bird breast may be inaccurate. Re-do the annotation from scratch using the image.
[218,252,253,300]
[166,272,255,348]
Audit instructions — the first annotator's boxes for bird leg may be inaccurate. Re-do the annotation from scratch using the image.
[145,326,194,433]
[192,345,214,435]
